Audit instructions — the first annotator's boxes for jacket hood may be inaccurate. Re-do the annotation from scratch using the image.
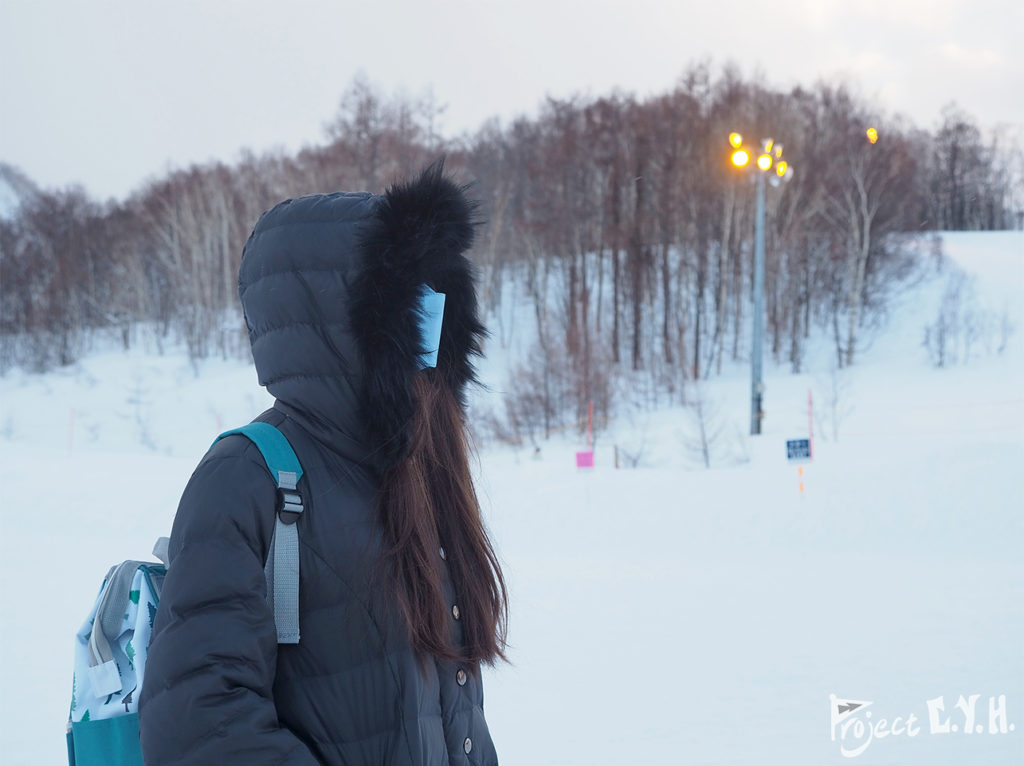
[238,162,484,472]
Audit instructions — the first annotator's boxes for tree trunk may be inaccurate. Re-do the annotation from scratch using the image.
[661,242,672,365]
[711,192,733,375]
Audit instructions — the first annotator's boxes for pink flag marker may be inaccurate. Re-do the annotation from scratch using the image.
[576,451,594,468]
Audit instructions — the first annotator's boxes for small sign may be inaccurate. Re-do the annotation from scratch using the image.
[576,451,595,469]
[786,439,811,462]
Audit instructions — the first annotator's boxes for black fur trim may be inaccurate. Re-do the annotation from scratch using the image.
[348,160,485,470]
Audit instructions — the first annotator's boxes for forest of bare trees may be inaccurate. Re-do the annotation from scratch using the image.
[2,67,1020,437]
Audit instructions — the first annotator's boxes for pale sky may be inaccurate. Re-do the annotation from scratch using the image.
[2,0,1022,201]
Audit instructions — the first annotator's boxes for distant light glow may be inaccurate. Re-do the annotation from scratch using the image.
[757,153,773,171]
[774,143,783,159]
[763,139,774,154]
[866,127,879,144]
[732,149,750,167]
[729,132,744,148]
[776,160,788,177]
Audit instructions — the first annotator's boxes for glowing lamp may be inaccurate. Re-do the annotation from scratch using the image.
[731,149,750,167]
[866,127,878,144]
[729,132,744,148]
[757,154,773,171]
[776,161,788,177]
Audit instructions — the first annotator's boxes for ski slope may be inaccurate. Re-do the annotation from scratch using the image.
[0,231,1021,765]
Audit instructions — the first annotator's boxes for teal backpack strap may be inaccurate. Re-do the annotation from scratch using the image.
[215,422,303,644]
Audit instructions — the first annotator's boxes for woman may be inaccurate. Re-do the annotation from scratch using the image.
[139,162,508,765]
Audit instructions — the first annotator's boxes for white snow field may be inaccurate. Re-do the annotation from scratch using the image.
[1,232,1021,765]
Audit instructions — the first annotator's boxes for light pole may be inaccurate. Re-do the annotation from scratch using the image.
[728,133,793,435]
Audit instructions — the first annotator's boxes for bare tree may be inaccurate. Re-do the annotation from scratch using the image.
[812,98,919,366]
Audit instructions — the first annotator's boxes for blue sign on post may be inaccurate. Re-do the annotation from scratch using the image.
[786,438,811,461]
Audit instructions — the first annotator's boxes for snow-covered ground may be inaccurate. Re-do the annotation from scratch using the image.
[1,231,1021,765]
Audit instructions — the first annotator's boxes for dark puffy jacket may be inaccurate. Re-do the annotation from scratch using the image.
[139,166,498,766]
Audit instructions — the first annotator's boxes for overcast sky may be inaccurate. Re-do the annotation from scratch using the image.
[2,0,1022,201]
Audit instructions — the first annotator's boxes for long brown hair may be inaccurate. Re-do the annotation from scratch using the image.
[376,370,508,668]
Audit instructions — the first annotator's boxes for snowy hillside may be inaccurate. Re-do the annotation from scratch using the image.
[0,231,1021,765]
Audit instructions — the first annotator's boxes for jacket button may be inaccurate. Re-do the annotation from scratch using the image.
[456,669,467,686]
[463,737,472,754]
[439,546,446,560]
[452,604,461,620]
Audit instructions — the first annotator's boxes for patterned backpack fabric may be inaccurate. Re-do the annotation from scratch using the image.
[67,560,166,766]
[66,422,305,766]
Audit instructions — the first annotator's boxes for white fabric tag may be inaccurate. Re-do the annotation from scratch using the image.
[88,660,122,697]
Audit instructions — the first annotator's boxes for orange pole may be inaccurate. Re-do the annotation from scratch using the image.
[587,400,593,451]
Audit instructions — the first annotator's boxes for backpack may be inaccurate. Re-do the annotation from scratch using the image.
[66,422,306,766]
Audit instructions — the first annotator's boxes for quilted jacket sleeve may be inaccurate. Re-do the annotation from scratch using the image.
[139,438,320,766]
